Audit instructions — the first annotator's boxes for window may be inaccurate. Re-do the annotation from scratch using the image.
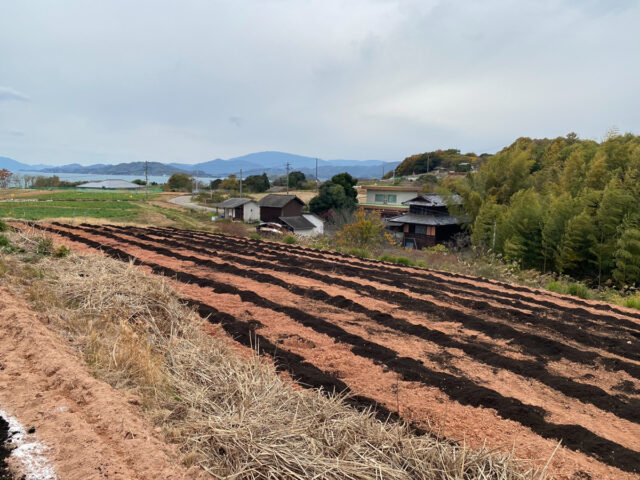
[427,226,436,236]
[387,194,397,203]
[415,225,427,234]
[375,194,385,203]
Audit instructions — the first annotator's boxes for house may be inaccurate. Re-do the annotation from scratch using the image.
[217,198,260,222]
[387,193,464,249]
[359,186,421,217]
[258,194,305,222]
[279,213,324,237]
[77,180,142,189]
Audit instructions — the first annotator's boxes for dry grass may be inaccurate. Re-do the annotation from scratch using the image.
[213,220,251,236]
[0,230,546,480]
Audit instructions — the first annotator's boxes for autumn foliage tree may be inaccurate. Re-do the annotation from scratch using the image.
[0,169,13,189]
[335,210,394,252]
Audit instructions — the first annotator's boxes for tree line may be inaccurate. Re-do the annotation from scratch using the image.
[446,132,640,286]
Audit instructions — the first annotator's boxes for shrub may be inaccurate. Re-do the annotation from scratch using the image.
[0,220,9,232]
[624,294,640,310]
[346,247,370,258]
[0,234,10,250]
[546,281,563,293]
[54,245,71,258]
[248,233,262,241]
[379,254,415,266]
[283,235,297,245]
[567,282,591,299]
[423,244,448,254]
[36,238,53,255]
[335,210,394,252]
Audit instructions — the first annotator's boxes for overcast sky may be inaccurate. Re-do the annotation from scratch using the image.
[1,0,639,166]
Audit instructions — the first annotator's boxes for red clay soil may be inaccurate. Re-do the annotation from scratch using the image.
[23,222,640,480]
[0,285,206,480]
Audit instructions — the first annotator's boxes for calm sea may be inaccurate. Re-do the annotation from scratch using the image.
[16,171,216,185]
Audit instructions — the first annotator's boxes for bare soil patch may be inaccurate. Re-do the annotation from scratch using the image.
[0,286,202,480]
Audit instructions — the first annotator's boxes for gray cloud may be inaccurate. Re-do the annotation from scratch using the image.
[0,87,30,102]
[0,1,638,166]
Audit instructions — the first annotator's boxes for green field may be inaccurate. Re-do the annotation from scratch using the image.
[0,189,215,229]
[0,200,141,220]
[16,190,160,202]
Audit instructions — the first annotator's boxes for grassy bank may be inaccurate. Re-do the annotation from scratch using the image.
[0,228,542,479]
[0,189,215,230]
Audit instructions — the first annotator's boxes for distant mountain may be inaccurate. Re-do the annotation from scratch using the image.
[175,151,398,179]
[40,161,194,176]
[0,151,399,180]
[0,156,36,172]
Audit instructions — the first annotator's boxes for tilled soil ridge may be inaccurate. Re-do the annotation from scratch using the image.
[24,222,640,480]
[0,286,204,480]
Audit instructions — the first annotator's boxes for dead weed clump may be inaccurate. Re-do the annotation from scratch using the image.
[1,231,543,480]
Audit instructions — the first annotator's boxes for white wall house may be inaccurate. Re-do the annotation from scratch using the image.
[364,186,422,206]
[217,198,260,222]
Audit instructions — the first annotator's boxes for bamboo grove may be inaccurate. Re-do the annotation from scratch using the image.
[447,132,640,286]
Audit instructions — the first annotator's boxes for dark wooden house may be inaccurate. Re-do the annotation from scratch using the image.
[387,194,463,249]
[258,194,305,222]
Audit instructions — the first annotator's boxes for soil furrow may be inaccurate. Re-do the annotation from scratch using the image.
[74,224,640,424]
[27,222,640,473]
[64,223,640,381]
[116,224,640,345]
[134,225,640,327]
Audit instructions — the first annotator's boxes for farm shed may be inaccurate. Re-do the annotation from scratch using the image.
[217,197,259,222]
[278,213,324,237]
[388,193,464,248]
[258,194,305,222]
[77,180,142,189]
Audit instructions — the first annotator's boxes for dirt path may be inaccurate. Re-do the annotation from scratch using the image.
[0,286,205,480]
[168,195,217,212]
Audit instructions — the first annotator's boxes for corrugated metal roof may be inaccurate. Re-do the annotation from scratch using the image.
[217,197,254,208]
[387,213,460,226]
[77,180,142,189]
[259,194,304,208]
[279,215,314,230]
[402,193,462,207]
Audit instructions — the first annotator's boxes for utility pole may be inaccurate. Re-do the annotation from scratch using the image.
[382,165,385,180]
[239,169,243,197]
[392,168,395,184]
[315,158,319,192]
[144,159,149,201]
[285,162,291,194]
[426,154,431,174]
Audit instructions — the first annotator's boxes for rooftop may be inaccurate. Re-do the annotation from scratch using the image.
[387,213,461,226]
[279,215,315,230]
[217,197,255,208]
[402,193,463,207]
[259,194,305,208]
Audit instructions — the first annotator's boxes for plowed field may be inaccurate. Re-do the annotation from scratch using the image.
[25,222,640,480]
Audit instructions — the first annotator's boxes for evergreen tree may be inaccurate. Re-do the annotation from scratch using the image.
[613,223,640,286]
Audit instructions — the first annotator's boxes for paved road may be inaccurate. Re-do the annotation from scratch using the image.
[168,195,218,212]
